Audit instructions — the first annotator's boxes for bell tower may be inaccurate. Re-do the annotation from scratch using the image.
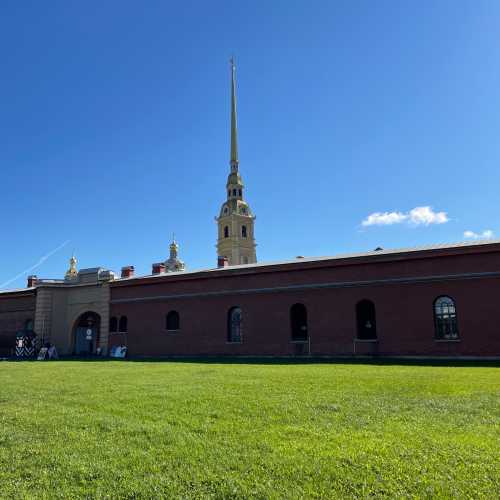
[216,59,257,266]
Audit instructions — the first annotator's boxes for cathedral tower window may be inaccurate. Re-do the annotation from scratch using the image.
[242,225,247,238]
[224,226,229,238]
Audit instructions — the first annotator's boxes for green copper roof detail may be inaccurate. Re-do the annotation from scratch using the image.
[230,58,238,166]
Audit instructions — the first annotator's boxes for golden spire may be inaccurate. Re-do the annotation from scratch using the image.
[65,253,78,280]
[230,57,238,170]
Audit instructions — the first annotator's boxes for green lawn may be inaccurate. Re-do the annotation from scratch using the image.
[0,361,499,498]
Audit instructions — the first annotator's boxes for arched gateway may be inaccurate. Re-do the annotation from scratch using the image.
[73,311,101,355]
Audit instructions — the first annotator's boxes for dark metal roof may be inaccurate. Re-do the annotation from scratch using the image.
[115,238,500,283]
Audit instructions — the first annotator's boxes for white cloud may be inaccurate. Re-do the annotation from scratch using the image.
[362,206,449,227]
[361,211,407,227]
[463,229,494,240]
[408,206,449,226]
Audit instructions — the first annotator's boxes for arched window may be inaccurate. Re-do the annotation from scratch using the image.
[232,189,237,196]
[356,300,377,340]
[166,311,180,331]
[228,190,231,197]
[109,317,118,333]
[238,189,242,197]
[434,296,459,339]
[227,307,242,343]
[25,319,34,331]
[290,303,308,341]
[224,226,229,238]
[241,225,247,238]
[118,316,128,333]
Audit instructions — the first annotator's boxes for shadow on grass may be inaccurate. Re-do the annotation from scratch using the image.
[3,355,500,368]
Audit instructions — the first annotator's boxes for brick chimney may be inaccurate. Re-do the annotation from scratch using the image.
[152,262,165,275]
[27,275,38,288]
[121,266,135,279]
[217,256,229,268]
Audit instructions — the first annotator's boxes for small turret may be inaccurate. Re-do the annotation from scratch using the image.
[65,254,78,280]
[165,235,186,273]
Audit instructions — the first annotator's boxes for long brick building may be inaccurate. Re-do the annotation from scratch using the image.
[2,239,499,359]
[1,62,499,359]
[107,241,500,358]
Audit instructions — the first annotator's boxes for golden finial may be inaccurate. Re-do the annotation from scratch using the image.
[169,234,178,256]
[65,252,78,279]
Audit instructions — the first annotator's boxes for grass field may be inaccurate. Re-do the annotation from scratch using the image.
[0,360,498,498]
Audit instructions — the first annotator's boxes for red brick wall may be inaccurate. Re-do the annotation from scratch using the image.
[110,246,500,358]
[0,291,36,356]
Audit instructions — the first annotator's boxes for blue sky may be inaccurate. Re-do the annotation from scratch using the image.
[1,1,499,288]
